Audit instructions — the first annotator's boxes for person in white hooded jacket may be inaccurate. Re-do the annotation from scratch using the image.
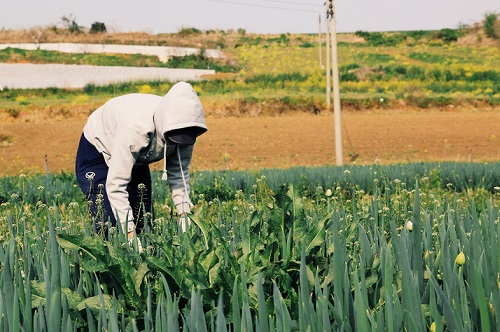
[75,81,207,244]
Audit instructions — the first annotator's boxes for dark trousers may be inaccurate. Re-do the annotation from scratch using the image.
[75,134,152,234]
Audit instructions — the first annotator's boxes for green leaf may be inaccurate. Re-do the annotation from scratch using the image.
[257,273,269,332]
[383,244,395,332]
[190,213,210,249]
[232,278,241,331]
[353,270,370,331]
[216,291,228,332]
[208,262,221,287]
[470,261,491,331]
[200,249,217,274]
[77,294,115,312]
[134,262,149,297]
[47,216,62,332]
[429,273,460,331]
[304,210,331,255]
[1,239,15,330]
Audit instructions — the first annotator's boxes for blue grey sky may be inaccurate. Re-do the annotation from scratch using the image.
[2,0,499,34]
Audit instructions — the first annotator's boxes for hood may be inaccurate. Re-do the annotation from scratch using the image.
[155,82,207,183]
[154,81,208,140]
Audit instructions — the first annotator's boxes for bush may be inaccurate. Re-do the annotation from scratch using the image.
[299,41,315,48]
[340,72,359,82]
[7,108,20,118]
[339,64,364,82]
[403,30,431,41]
[354,30,407,46]
[0,133,11,147]
[408,52,445,64]
[164,54,238,72]
[244,72,309,86]
[266,34,290,45]
[434,28,462,42]
[484,12,499,39]
[178,27,202,36]
[235,36,263,47]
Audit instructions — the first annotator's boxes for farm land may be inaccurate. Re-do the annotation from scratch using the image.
[0,28,499,173]
[0,24,500,331]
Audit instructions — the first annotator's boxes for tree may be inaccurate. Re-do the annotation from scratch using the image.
[61,14,82,34]
[90,22,107,34]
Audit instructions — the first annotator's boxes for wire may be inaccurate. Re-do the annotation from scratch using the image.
[207,0,320,13]
[259,0,322,7]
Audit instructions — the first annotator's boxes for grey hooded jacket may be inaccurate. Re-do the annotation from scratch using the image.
[83,81,207,232]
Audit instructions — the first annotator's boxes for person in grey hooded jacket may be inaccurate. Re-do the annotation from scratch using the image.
[75,81,207,243]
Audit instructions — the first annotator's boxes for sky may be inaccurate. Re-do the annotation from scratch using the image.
[1,0,499,34]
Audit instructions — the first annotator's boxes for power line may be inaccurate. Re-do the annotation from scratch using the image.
[207,0,320,13]
[259,0,322,7]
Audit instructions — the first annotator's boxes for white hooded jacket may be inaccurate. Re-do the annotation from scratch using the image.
[83,82,207,232]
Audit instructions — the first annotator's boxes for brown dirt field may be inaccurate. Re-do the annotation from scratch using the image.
[0,108,499,176]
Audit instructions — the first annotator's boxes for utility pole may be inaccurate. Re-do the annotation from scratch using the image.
[318,14,323,68]
[325,2,331,110]
[327,0,343,166]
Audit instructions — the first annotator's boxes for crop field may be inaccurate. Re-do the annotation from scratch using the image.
[0,164,499,330]
[0,26,499,330]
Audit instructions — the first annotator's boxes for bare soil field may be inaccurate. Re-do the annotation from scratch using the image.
[1,107,499,176]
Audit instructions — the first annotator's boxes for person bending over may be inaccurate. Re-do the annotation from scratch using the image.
[75,81,207,249]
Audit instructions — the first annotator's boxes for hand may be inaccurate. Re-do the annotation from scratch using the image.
[127,231,143,253]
